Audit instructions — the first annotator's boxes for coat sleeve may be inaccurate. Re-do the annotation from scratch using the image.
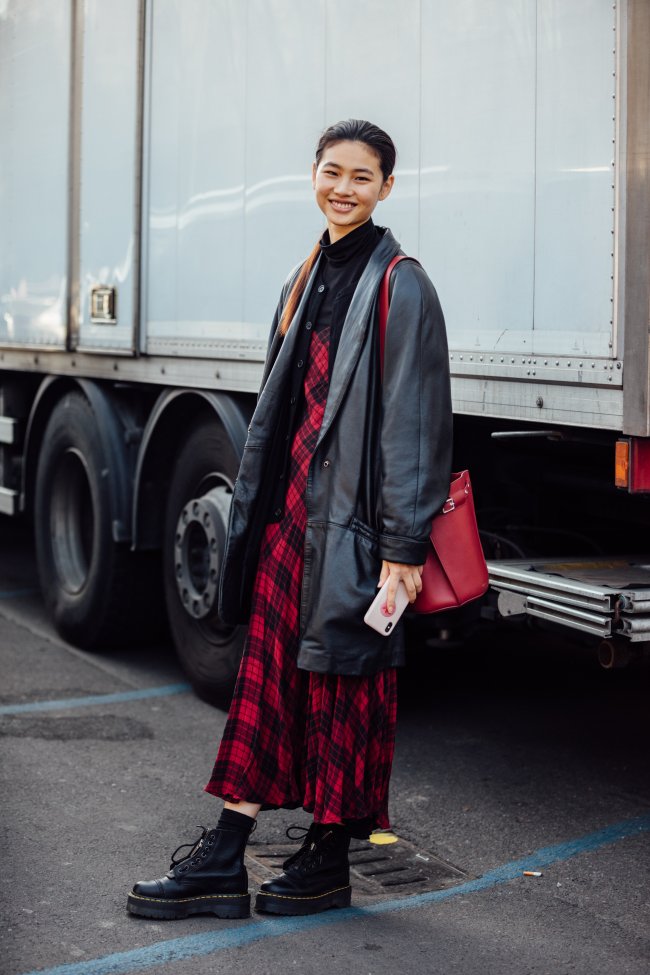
[378,261,453,565]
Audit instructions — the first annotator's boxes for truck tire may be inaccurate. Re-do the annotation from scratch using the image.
[34,391,138,647]
[163,417,246,708]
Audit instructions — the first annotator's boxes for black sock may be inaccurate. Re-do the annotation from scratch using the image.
[343,816,373,840]
[218,808,256,832]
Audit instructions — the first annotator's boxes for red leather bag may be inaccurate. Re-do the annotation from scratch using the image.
[379,255,489,613]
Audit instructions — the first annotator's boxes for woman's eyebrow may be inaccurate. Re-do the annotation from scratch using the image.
[321,160,375,175]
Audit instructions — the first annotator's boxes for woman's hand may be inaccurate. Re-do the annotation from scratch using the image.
[377,560,424,614]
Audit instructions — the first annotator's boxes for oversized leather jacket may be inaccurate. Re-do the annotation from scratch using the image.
[219,229,452,676]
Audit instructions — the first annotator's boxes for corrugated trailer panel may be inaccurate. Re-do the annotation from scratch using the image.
[144,0,249,354]
[322,0,421,252]
[142,0,621,396]
[76,0,142,352]
[533,0,617,357]
[142,0,422,357]
[243,0,327,329]
[421,0,617,362]
[420,2,537,355]
[0,0,71,349]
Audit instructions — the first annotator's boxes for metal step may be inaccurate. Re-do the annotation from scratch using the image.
[0,416,17,444]
[0,486,18,516]
[487,557,650,642]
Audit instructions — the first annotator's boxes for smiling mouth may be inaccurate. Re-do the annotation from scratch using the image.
[329,200,356,212]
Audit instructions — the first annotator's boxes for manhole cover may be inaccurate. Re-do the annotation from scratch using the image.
[246,834,469,904]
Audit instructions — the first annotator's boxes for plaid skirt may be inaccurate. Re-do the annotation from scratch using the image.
[205,325,397,830]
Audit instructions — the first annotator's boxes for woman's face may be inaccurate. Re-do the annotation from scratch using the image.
[312,140,394,242]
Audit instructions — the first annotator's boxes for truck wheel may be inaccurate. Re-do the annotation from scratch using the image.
[163,417,245,708]
[34,391,136,647]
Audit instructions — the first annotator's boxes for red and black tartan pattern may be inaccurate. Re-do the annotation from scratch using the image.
[206,326,397,828]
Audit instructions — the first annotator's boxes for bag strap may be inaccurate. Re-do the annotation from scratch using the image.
[378,255,420,378]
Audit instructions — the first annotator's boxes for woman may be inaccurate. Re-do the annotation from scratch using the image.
[128,119,452,920]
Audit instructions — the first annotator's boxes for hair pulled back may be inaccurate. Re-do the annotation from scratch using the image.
[278,119,396,336]
[315,119,396,181]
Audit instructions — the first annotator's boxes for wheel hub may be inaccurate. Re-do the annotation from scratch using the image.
[174,486,231,620]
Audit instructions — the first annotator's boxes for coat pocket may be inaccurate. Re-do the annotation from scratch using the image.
[305,520,381,622]
[348,516,380,545]
[298,521,402,676]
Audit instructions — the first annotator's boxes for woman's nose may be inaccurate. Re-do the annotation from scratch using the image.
[334,176,354,195]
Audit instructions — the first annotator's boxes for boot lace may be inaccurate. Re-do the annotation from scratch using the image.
[282,823,336,871]
[282,824,316,869]
[285,824,311,842]
[169,819,258,873]
[169,825,212,871]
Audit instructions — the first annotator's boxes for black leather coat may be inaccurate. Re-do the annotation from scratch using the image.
[219,229,452,675]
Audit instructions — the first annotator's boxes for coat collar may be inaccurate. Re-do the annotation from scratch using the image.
[316,228,401,447]
[251,229,401,446]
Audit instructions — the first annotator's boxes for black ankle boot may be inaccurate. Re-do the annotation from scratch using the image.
[255,823,351,916]
[127,818,254,920]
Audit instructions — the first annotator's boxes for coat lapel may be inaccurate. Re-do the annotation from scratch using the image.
[316,230,400,447]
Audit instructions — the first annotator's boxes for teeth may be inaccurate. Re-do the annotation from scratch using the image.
[330,201,355,210]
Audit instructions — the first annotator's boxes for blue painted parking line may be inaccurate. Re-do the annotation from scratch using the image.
[0,683,192,715]
[17,814,650,975]
[0,587,40,599]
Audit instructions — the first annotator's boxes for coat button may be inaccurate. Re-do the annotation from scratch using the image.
[305,321,313,330]
[290,396,296,404]
[297,359,304,368]
[317,284,325,293]
[274,508,282,518]
[322,459,331,469]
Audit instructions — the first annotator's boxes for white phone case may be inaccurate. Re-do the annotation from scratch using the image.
[364,578,410,636]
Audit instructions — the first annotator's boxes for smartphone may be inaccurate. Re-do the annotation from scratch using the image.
[364,579,410,636]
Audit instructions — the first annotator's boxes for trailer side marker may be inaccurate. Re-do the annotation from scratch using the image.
[16,814,650,975]
[0,683,192,715]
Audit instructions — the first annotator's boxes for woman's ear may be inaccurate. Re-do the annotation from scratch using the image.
[378,174,395,202]
[312,161,317,189]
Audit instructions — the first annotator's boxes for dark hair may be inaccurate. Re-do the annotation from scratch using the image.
[315,119,396,181]
[278,120,396,336]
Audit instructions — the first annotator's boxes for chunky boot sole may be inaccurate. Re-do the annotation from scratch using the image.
[127,891,251,920]
[255,884,351,916]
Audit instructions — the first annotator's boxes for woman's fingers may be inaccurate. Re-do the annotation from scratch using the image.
[381,562,423,612]
[402,572,418,603]
[386,575,399,614]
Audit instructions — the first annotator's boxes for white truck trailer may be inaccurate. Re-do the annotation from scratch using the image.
[1,0,649,703]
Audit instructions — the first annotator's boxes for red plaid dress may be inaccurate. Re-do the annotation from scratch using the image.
[205,325,397,830]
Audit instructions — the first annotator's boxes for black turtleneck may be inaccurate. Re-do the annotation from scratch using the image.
[266,219,381,522]
[316,219,381,357]
[319,216,379,267]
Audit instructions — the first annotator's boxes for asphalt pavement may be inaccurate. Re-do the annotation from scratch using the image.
[1,519,649,975]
